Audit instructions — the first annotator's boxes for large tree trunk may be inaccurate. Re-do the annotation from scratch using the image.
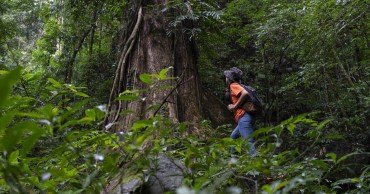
[105,0,231,132]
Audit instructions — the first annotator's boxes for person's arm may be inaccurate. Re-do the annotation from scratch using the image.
[228,89,249,112]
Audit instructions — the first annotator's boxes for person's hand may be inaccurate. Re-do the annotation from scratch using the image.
[228,104,236,112]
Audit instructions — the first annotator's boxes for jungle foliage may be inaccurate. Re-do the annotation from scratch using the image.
[0,0,369,193]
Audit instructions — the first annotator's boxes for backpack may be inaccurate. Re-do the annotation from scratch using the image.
[241,84,263,115]
[226,84,263,115]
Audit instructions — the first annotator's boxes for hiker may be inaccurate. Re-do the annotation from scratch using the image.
[224,67,256,156]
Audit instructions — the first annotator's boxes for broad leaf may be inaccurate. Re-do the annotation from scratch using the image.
[117,90,140,101]
[132,119,153,131]
[139,74,153,84]
[0,68,21,109]
[47,78,62,88]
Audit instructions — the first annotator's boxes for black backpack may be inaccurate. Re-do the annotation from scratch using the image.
[242,84,263,113]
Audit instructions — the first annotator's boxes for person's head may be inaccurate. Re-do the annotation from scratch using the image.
[224,67,243,84]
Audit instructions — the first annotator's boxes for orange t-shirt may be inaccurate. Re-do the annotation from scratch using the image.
[230,83,246,122]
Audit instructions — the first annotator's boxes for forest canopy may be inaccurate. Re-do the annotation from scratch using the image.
[0,0,369,193]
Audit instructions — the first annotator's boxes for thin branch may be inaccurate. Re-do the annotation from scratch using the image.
[290,133,321,164]
[153,75,194,117]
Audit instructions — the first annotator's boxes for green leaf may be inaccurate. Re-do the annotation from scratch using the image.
[136,134,149,145]
[24,73,38,81]
[16,112,44,119]
[158,67,171,80]
[65,84,77,92]
[235,145,241,153]
[326,153,337,162]
[116,94,138,101]
[75,91,89,97]
[307,129,319,138]
[85,109,96,119]
[93,107,105,120]
[116,90,139,101]
[139,74,153,84]
[0,111,15,130]
[60,189,84,194]
[132,119,153,131]
[78,117,95,124]
[47,78,62,88]
[324,133,343,140]
[333,178,360,186]
[0,70,9,75]
[1,121,39,152]
[28,176,40,185]
[336,152,359,164]
[0,67,21,109]
[8,150,19,165]
[251,127,274,137]
[316,119,332,130]
[311,159,329,170]
[83,169,99,189]
[20,126,43,156]
[59,100,88,120]
[287,123,295,134]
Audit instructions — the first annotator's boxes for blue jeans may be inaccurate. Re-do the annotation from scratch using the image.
[231,112,256,156]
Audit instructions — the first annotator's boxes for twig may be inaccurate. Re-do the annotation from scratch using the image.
[289,133,321,164]
[153,75,194,117]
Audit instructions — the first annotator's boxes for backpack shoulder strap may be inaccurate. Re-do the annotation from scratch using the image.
[240,84,255,101]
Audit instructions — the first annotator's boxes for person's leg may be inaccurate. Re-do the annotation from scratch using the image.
[229,125,240,155]
[237,113,256,156]
[230,125,240,139]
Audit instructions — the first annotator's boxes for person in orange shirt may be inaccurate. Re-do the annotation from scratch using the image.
[224,67,256,156]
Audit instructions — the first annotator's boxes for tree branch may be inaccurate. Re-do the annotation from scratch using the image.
[153,75,194,117]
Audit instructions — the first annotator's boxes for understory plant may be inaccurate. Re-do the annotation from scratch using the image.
[0,68,368,193]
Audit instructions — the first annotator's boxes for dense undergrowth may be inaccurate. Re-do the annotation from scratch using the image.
[1,0,369,193]
[0,68,369,193]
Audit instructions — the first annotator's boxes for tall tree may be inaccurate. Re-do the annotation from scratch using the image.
[105,0,231,132]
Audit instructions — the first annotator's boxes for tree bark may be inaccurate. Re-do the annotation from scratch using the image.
[105,0,232,132]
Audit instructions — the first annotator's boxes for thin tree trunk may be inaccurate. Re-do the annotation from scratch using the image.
[89,9,98,61]
[64,7,99,84]
[64,28,91,84]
